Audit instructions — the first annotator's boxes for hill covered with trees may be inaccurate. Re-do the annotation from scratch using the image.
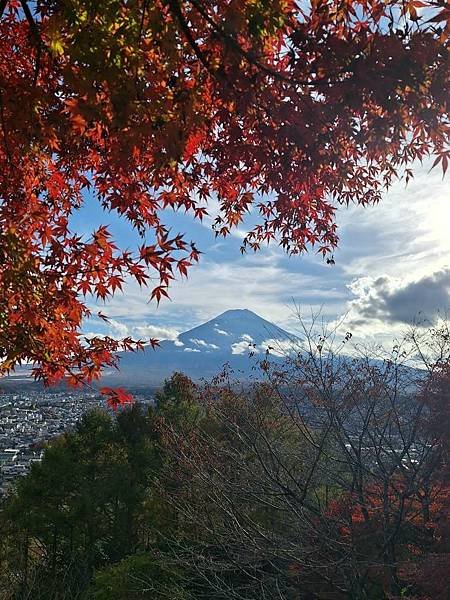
[1,324,448,599]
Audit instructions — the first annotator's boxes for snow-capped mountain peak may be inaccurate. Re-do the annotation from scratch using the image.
[114,309,296,385]
[177,309,292,351]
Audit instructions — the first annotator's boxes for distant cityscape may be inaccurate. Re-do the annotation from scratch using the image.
[0,388,154,497]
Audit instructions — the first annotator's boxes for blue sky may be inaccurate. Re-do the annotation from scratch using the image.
[74,158,449,347]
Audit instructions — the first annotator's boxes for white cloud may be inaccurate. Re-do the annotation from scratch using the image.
[87,245,336,335]
[231,340,253,355]
[132,324,180,340]
[335,160,450,281]
[108,319,129,338]
[344,268,450,327]
[84,319,180,342]
[173,339,184,347]
[196,195,249,240]
[190,338,220,349]
[84,158,449,348]
[184,347,201,353]
[159,254,337,330]
[241,334,253,342]
[230,336,297,357]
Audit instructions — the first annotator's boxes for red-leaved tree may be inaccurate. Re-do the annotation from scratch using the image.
[0,0,448,386]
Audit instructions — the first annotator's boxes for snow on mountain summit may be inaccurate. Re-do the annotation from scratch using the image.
[114,309,296,385]
[177,309,292,351]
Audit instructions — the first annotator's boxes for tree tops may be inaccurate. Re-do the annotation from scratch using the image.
[0,0,448,386]
[1,322,449,599]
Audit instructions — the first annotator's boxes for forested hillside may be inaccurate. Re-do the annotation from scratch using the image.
[1,325,448,600]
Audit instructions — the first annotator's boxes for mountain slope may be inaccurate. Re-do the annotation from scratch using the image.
[112,309,296,385]
[178,308,290,347]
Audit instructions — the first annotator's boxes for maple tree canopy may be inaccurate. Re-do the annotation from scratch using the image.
[0,0,448,389]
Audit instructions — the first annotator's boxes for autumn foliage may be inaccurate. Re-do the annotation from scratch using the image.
[155,325,450,599]
[0,326,450,600]
[0,325,449,598]
[0,0,449,384]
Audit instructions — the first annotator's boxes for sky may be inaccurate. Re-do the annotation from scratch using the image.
[74,158,450,348]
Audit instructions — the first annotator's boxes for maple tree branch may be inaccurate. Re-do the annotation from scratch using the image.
[168,0,214,77]
[33,39,42,87]
[0,92,13,166]
[133,0,149,100]
[20,0,43,86]
[20,0,40,43]
[137,0,148,46]
[187,0,378,89]
[187,0,327,88]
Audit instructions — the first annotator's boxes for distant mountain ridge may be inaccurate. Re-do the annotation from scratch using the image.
[2,309,423,391]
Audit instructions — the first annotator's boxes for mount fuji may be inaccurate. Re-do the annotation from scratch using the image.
[108,309,297,386]
[1,310,297,389]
